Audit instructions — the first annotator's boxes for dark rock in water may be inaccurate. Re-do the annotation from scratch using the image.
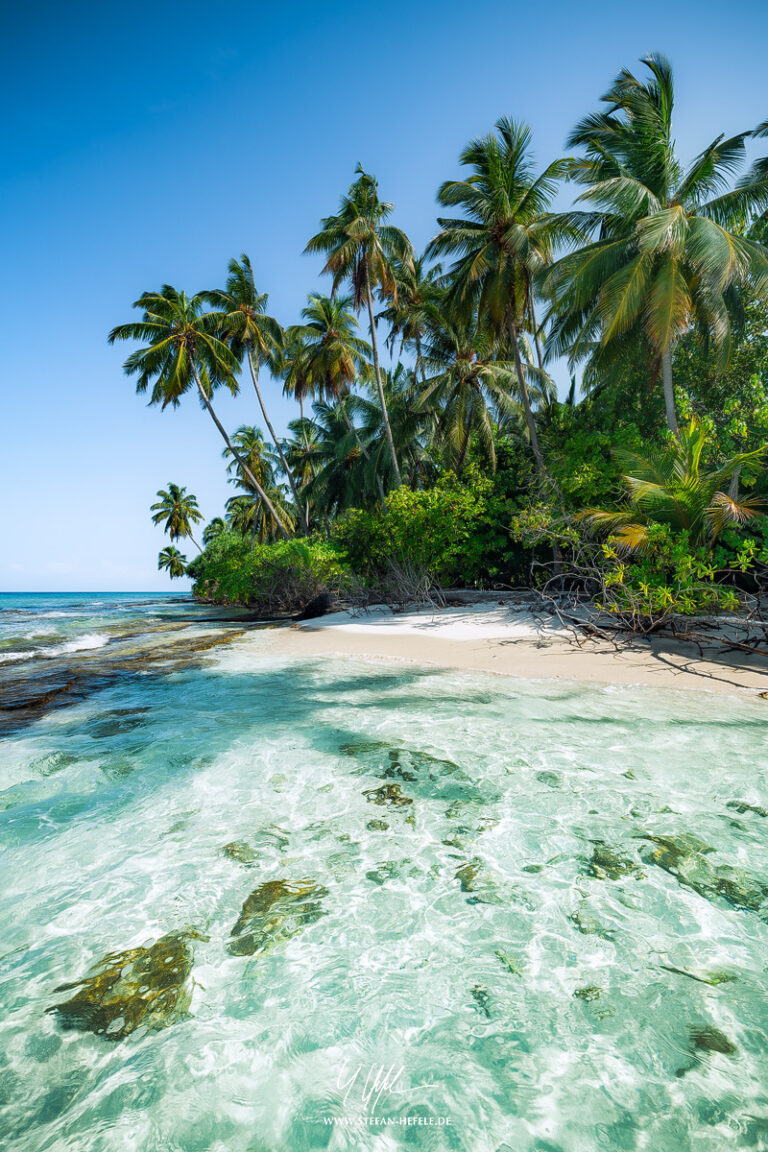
[363,784,413,808]
[85,709,151,739]
[227,879,328,957]
[690,1026,737,1055]
[471,985,492,1018]
[340,739,473,802]
[569,902,615,940]
[293,593,331,622]
[587,841,645,881]
[455,859,483,893]
[221,841,258,866]
[365,862,399,885]
[367,819,390,831]
[640,833,768,915]
[100,757,135,781]
[574,985,602,1002]
[726,800,768,819]
[47,929,206,1041]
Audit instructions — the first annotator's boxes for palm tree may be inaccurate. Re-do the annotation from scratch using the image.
[580,418,764,551]
[108,286,290,538]
[204,256,308,533]
[202,517,226,546]
[223,426,295,544]
[417,310,523,474]
[150,483,203,552]
[158,546,187,579]
[545,55,768,435]
[305,165,412,486]
[427,119,571,480]
[378,255,444,378]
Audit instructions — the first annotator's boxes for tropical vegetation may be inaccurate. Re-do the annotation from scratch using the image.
[112,55,768,630]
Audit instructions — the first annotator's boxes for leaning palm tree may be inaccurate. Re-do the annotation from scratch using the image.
[158,545,187,579]
[150,483,203,552]
[545,54,768,434]
[108,286,290,538]
[580,418,764,551]
[305,165,412,486]
[204,256,308,532]
[427,119,572,480]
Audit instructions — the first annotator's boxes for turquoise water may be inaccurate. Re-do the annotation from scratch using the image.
[2,595,768,1150]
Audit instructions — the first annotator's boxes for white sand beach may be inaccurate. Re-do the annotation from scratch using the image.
[263,601,768,696]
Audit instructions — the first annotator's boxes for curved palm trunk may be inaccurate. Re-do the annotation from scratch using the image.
[661,349,679,436]
[246,347,310,534]
[190,362,290,540]
[187,531,203,554]
[509,317,548,480]
[528,287,545,373]
[364,266,402,487]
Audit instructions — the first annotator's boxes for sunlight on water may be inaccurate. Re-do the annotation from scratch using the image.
[2,599,768,1150]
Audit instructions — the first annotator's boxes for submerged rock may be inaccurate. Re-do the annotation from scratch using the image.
[30,751,78,777]
[726,800,768,819]
[341,739,472,802]
[227,879,328,957]
[659,963,738,987]
[455,859,484,893]
[574,985,602,1002]
[47,929,205,1041]
[587,841,646,881]
[690,1026,737,1055]
[640,834,768,916]
[366,819,389,832]
[221,841,258,866]
[494,949,522,976]
[363,784,413,808]
[85,709,151,739]
[100,757,135,781]
[569,902,615,940]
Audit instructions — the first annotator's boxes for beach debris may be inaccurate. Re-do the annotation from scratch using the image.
[30,751,78,777]
[586,840,646,881]
[471,985,492,1018]
[227,879,328,957]
[47,929,206,1041]
[363,784,413,808]
[726,800,768,818]
[640,833,768,915]
[366,819,389,831]
[659,963,738,987]
[221,841,258,866]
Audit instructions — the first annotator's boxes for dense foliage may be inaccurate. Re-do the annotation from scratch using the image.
[114,55,768,626]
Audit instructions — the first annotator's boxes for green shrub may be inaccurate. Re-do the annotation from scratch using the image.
[187,531,354,612]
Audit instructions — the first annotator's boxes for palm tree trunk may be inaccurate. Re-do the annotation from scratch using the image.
[528,286,545,372]
[246,346,309,534]
[509,317,548,480]
[364,266,402,486]
[190,361,290,539]
[661,349,679,435]
[188,532,203,554]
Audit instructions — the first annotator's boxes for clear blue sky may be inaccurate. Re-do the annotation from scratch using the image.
[2,0,767,590]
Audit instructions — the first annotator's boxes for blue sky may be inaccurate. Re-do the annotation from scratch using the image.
[2,0,767,590]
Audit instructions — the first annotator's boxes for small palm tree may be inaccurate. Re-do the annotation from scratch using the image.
[202,517,226,546]
[306,165,412,486]
[378,255,444,378]
[205,256,308,532]
[580,419,764,551]
[428,119,571,480]
[417,310,522,474]
[108,286,290,538]
[151,483,203,552]
[158,546,187,579]
[546,55,768,434]
[223,426,296,544]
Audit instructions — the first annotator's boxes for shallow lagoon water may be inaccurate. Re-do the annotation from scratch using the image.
[2,596,768,1150]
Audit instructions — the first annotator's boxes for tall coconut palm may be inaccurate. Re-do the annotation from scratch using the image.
[305,165,412,486]
[204,256,308,533]
[150,483,203,552]
[545,55,768,435]
[202,517,226,546]
[427,119,571,480]
[158,545,187,579]
[108,286,290,538]
[580,418,764,550]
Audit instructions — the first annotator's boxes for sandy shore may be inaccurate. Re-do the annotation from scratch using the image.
[260,602,768,697]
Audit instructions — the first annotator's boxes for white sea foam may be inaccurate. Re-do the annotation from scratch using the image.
[0,632,110,664]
